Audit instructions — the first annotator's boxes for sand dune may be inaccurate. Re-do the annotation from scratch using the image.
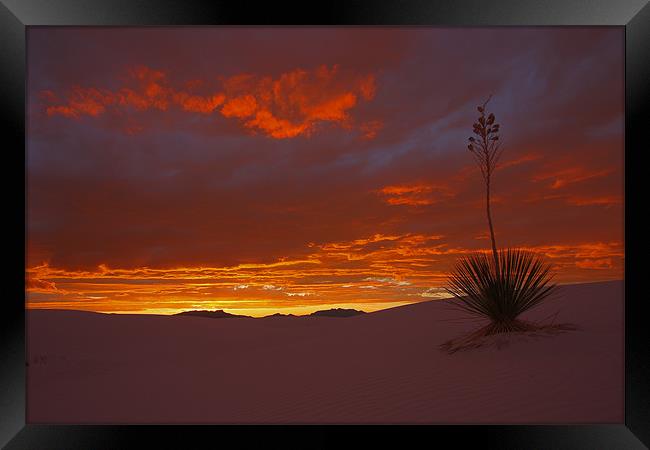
[26,280,623,424]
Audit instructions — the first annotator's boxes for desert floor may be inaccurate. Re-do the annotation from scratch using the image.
[27,280,623,424]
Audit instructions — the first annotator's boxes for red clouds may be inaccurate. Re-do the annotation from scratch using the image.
[41,64,380,139]
[174,92,226,114]
[42,66,177,118]
[26,277,59,293]
[25,234,623,315]
[533,166,612,189]
[576,258,614,269]
[219,65,378,138]
[566,195,622,207]
[41,88,114,118]
[377,183,455,206]
[220,94,258,118]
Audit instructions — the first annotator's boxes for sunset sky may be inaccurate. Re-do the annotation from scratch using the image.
[26,27,624,316]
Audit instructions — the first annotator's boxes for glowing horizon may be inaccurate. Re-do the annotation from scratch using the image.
[26,237,623,316]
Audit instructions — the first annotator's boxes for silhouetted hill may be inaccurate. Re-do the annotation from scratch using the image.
[175,308,365,319]
[309,308,366,318]
[174,310,252,319]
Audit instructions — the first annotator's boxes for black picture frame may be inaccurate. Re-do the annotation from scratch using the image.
[1,1,648,448]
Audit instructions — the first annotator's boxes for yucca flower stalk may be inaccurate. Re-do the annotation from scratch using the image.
[468,95,502,271]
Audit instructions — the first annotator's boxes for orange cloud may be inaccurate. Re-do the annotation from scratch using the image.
[527,193,622,208]
[41,64,380,139]
[245,110,309,139]
[26,236,623,316]
[567,195,622,207]
[498,152,541,169]
[173,92,226,114]
[44,87,115,118]
[218,65,378,138]
[26,277,59,293]
[221,94,258,118]
[533,166,612,189]
[519,242,623,264]
[576,258,614,269]
[377,183,454,206]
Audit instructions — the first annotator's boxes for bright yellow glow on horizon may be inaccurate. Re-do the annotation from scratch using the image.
[26,235,623,316]
[25,300,419,318]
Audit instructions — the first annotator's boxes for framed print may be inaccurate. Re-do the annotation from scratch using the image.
[1,0,649,448]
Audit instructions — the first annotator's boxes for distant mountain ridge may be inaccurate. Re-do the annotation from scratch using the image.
[174,308,366,319]
[308,308,366,318]
[174,310,251,319]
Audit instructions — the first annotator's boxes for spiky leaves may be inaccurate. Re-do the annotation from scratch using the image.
[445,248,558,332]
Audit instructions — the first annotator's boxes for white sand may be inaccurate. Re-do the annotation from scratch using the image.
[26,280,623,424]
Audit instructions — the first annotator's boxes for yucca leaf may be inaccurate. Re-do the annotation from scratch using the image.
[446,248,558,327]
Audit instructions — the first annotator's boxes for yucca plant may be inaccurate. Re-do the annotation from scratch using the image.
[440,96,569,353]
[445,248,559,335]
